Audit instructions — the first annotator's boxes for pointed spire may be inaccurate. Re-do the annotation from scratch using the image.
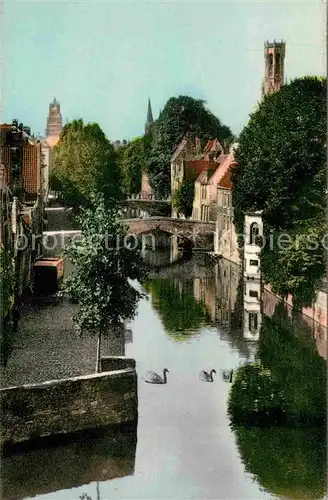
[145,98,154,135]
[147,98,153,123]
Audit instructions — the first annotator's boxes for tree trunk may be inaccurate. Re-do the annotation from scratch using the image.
[95,331,101,373]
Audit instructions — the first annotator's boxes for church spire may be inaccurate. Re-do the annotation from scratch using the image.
[145,98,154,135]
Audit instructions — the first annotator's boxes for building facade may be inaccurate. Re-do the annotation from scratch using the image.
[0,120,44,303]
[171,135,199,217]
[193,153,235,222]
[214,158,240,264]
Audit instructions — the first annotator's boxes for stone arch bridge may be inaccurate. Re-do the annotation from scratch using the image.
[124,217,215,248]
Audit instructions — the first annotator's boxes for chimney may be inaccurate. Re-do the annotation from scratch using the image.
[195,137,201,156]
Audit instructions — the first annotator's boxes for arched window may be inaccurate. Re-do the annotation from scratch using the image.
[248,312,258,332]
[268,53,273,76]
[249,222,259,245]
[275,53,280,75]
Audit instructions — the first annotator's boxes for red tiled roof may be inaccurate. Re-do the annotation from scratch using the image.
[0,124,11,146]
[218,161,238,189]
[22,144,41,195]
[185,160,217,182]
[0,146,12,183]
[203,138,224,158]
[203,140,215,155]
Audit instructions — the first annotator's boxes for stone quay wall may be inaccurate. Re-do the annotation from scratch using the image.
[0,366,138,447]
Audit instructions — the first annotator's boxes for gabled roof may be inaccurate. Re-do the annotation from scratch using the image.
[218,161,238,189]
[203,138,224,158]
[171,136,189,162]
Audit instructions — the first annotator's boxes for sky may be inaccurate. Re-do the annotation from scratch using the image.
[1,0,326,141]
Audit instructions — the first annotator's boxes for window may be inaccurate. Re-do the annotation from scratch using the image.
[248,312,258,332]
[250,259,258,266]
[249,222,259,245]
[249,290,259,298]
[201,185,207,199]
[275,53,280,74]
[268,53,273,76]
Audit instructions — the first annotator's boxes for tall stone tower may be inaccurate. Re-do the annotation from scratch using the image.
[261,40,286,98]
[45,97,62,147]
[145,98,154,135]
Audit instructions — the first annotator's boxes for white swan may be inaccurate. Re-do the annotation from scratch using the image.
[144,368,169,384]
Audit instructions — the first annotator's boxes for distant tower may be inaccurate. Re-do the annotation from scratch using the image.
[45,97,62,147]
[145,98,154,135]
[262,40,286,98]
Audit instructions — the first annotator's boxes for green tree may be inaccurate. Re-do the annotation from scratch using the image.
[260,218,326,306]
[119,135,152,196]
[148,96,233,197]
[62,193,148,372]
[232,76,326,305]
[172,179,195,218]
[53,120,122,209]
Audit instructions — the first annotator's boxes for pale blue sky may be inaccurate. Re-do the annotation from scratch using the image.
[2,0,325,141]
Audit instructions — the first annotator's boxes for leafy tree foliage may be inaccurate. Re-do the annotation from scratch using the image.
[172,179,195,218]
[62,193,148,370]
[260,217,326,306]
[119,135,153,196]
[53,120,122,209]
[147,96,233,197]
[232,77,327,305]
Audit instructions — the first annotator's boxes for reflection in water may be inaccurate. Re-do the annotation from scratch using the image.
[232,425,326,500]
[1,424,137,500]
[228,304,326,426]
[2,253,326,500]
[145,278,210,341]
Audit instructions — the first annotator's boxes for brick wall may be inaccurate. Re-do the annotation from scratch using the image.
[0,367,138,447]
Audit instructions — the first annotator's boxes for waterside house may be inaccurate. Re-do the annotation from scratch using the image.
[214,158,240,264]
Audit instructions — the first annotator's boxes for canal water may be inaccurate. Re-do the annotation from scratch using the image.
[1,254,327,500]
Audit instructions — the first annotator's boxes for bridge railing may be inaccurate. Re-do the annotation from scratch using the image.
[125,194,171,202]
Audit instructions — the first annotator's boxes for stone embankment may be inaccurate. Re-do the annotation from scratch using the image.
[1,361,137,447]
